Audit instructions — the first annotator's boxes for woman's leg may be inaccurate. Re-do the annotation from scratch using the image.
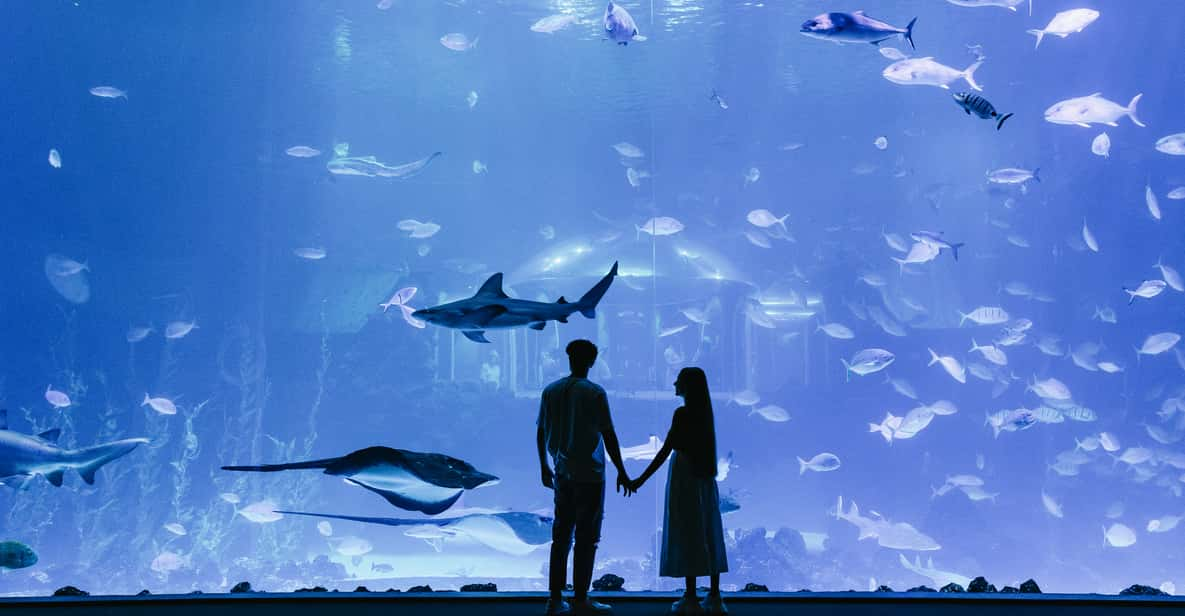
[710,574,720,595]
[685,576,697,596]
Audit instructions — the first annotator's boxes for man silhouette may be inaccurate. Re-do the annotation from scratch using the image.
[537,339,630,615]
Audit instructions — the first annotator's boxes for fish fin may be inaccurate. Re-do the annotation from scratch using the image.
[1026,29,1044,49]
[37,428,62,443]
[1074,122,1091,128]
[964,108,971,115]
[996,113,1013,130]
[576,261,618,319]
[474,273,510,299]
[1032,168,1040,183]
[950,243,964,261]
[1127,93,1144,127]
[904,17,916,50]
[840,359,852,383]
[556,296,568,304]
[528,321,546,331]
[462,330,491,343]
[797,457,807,475]
[962,61,983,92]
[927,348,940,365]
[46,470,65,487]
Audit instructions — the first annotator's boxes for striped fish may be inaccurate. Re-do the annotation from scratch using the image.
[953,92,1013,130]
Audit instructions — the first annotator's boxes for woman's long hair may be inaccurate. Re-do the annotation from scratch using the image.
[677,367,718,479]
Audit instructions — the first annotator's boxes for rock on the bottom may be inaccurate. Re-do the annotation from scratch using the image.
[1000,586,1020,594]
[136,590,151,596]
[742,583,769,592]
[406,585,432,593]
[939,583,966,593]
[1120,584,1167,596]
[875,585,894,593]
[907,586,936,593]
[53,586,89,597]
[230,581,253,594]
[1019,579,1041,594]
[460,583,497,592]
[296,586,327,593]
[968,577,997,593]
[354,586,370,593]
[593,574,625,592]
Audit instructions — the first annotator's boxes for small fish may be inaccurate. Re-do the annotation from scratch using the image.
[164,523,187,536]
[142,394,178,416]
[958,306,1009,326]
[636,216,684,238]
[797,452,841,474]
[89,86,127,100]
[318,521,333,536]
[800,11,916,49]
[1137,332,1180,358]
[530,14,579,34]
[883,57,981,91]
[1027,377,1071,401]
[927,348,966,384]
[879,47,908,61]
[626,167,650,188]
[659,324,688,337]
[746,209,788,230]
[1102,523,1137,548]
[45,385,71,409]
[397,219,441,239]
[818,323,855,340]
[969,339,1007,366]
[604,2,642,45]
[285,146,321,158]
[1154,259,1184,291]
[294,247,327,260]
[1123,279,1166,304]
[49,257,89,277]
[1027,9,1100,49]
[946,0,1029,13]
[538,225,556,240]
[466,91,478,109]
[1091,133,1111,157]
[1156,133,1185,156]
[126,326,153,343]
[238,499,284,523]
[219,492,241,504]
[743,167,760,186]
[164,320,199,339]
[953,92,1012,130]
[1082,220,1099,252]
[710,90,728,110]
[841,348,895,381]
[472,160,487,174]
[750,405,790,423]
[1040,491,1063,518]
[874,136,888,150]
[1146,184,1161,220]
[439,33,478,51]
[48,149,62,168]
[1167,187,1185,200]
[1044,93,1143,128]
[612,142,644,158]
[744,230,772,249]
[911,230,964,261]
[731,390,760,406]
[987,167,1040,185]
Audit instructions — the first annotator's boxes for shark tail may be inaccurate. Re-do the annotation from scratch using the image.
[576,261,619,319]
[69,438,149,484]
[221,455,343,473]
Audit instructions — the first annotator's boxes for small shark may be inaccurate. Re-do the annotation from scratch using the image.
[222,446,499,515]
[278,509,553,556]
[898,553,971,589]
[413,261,619,343]
[0,409,147,489]
[326,152,441,178]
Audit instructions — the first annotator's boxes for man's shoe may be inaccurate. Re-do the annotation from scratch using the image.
[671,595,705,615]
[544,598,571,615]
[701,592,728,615]
[572,598,613,614]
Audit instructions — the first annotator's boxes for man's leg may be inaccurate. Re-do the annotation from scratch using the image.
[549,479,578,601]
[571,481,606,604]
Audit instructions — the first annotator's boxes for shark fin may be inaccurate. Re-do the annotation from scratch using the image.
[557,296,568,304]
[556,315,568,323]
[0,408,6,430]
[465,304,507,326]
[37,428,62,443]
[576,261,619,319]
[474,273,509,299]
[46,469,65,487]
[462,330,491,343]
[528,321,546,331]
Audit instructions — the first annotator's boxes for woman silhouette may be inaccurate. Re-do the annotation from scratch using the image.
[627,367,729,615]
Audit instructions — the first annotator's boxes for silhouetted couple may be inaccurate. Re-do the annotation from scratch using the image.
[537,339,729,616]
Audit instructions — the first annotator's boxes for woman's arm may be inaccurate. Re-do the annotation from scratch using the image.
[631,438,673,490]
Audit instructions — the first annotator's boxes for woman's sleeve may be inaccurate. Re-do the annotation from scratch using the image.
[665,407,684,450]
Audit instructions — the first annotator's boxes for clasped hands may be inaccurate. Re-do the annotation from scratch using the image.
[617,473,644,497]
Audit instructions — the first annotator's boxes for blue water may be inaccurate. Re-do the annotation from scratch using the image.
[2,0,1184,597]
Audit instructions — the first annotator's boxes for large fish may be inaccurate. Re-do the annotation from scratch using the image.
[800,11,916,49]
[222,446,498,515]
[883,57,982,91]
[604,2,643,45]
[1044,93,1144,128]
[0,409,147,488]
[413,261,618,343]
[326,152,441,178]
[278,509,553,556]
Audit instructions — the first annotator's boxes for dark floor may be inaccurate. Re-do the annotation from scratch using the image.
[1,591,1182,615]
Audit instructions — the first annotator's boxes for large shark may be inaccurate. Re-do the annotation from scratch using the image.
[412,261,619,343]
[898,553,972,589]
[277,509,553,556]
[833,495,941,551]
[222,446,499,515]
[0,409,147,488]
[326,152,441,178]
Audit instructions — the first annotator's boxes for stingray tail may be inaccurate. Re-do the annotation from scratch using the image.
[221,456,341,472]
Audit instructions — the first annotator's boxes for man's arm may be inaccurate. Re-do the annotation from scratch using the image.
[537,398,554,489]
[598,393,630,492]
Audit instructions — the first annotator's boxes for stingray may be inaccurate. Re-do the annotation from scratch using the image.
[278,509,553,556]
[222,446,498,515]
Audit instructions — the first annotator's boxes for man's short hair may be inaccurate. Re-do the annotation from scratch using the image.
[566,339,598,366]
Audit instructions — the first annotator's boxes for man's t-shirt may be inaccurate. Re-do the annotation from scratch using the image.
[538,376,611,483]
